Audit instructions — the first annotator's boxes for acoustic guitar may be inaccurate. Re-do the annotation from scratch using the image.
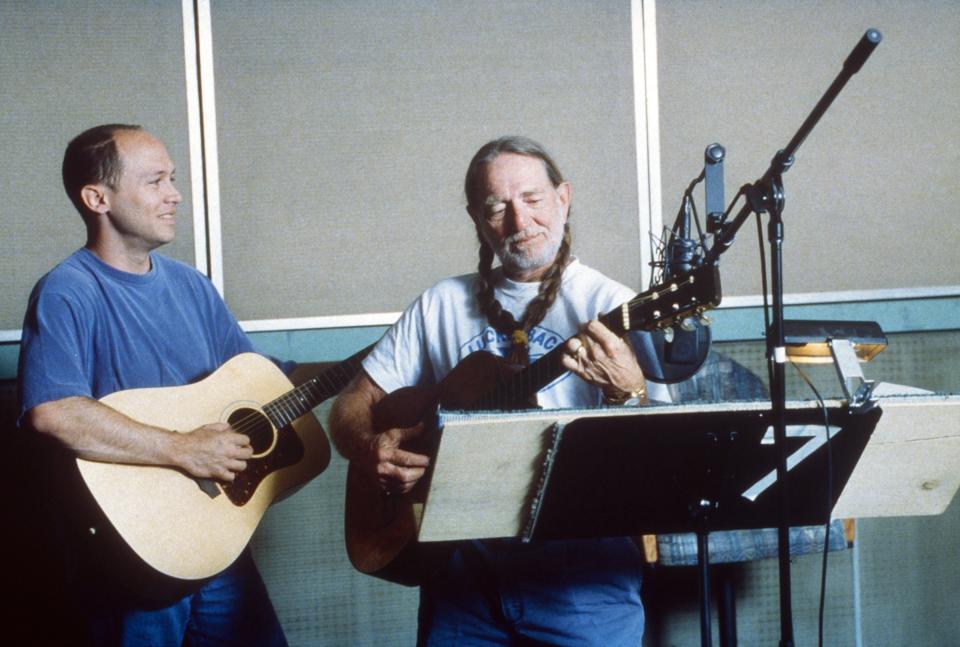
[344,265,722,584]
[76,345,369,587]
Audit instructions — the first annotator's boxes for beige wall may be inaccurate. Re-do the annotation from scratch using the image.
[0,1,195,332]
[657,0,960,298]
[5,2,957,333]
[210,0,647,320]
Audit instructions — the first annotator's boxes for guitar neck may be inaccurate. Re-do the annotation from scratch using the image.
[471,307,627,410]
[264,344,373,428]
[473,264,720,410]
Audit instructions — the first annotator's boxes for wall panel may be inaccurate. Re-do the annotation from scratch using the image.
[210,0,649,321]
[656,1,960,299]
[0,1,194,332]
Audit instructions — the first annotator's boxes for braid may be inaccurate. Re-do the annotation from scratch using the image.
[475,236,521,334]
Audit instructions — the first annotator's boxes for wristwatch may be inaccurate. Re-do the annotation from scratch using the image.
[603,383,648,406]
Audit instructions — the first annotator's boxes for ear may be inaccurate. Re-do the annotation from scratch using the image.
[80,184,110,215]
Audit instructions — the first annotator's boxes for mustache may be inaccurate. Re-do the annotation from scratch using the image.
[504,226,548,246]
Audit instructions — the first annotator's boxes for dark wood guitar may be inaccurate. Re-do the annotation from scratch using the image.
[76,345,369,586]
[344,265,722,584]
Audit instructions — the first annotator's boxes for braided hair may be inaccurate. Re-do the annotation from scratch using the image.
[465,136,573,364]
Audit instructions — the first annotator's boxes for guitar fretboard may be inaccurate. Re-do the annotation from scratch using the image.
[263,344,373,429]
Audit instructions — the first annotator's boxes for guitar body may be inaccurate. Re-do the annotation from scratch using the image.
[344,351,521,585]
[77,353,331,582]
[344,462,424,586]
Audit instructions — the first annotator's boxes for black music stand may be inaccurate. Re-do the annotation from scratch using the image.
[523,403,881,647]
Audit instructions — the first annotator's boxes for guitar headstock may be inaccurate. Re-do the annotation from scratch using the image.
[619,264,721,333]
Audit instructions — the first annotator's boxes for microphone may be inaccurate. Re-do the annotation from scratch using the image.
[662,201,707,366]
[668,143,724,275]
[649,144,723,382]
[667,194,696,277]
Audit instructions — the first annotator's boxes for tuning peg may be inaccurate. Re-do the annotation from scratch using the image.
[679,317,698,332]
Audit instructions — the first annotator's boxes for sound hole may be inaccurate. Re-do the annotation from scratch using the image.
[228,408,275,456]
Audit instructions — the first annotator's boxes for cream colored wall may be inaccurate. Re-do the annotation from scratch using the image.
[0,2,196,332]
[656,1,960,299]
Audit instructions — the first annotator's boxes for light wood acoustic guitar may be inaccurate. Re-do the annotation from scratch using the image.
[344,265,722,585]
[76,345,369,588]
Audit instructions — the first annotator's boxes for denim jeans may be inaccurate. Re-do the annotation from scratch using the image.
[77,549,287,647]
[417,537,644,646]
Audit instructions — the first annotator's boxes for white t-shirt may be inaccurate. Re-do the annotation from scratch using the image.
[363,259,668,409]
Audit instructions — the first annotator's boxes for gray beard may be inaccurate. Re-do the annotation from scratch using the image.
[494,227,563,277]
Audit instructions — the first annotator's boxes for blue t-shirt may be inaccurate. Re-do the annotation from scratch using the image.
[18,248,255,419]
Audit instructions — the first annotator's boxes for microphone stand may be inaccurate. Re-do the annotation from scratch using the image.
[701,28,881,646]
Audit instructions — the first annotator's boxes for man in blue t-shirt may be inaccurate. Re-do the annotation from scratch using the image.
[18,124,287,646]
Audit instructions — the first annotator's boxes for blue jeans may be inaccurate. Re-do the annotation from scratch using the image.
[77,550,287,647]
[417,537,644,646]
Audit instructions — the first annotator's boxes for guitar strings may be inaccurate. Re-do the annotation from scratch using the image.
[479,271,701,410]
[223,268,697,429]
[216,355,366,440]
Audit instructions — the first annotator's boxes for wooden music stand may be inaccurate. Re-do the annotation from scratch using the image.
[417,391,960,645]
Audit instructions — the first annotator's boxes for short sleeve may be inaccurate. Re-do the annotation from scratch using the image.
[362,296,433,394]
[18,284,94,420]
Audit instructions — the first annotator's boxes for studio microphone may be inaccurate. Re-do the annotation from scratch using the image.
[649,144,723,382]
[668,143,724,277]
[667,193,697,278]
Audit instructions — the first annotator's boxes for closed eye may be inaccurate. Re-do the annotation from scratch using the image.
[522,191,545,206]
[484,203,507,221]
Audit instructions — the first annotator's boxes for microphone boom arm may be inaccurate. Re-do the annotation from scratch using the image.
[703,28,882,267]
